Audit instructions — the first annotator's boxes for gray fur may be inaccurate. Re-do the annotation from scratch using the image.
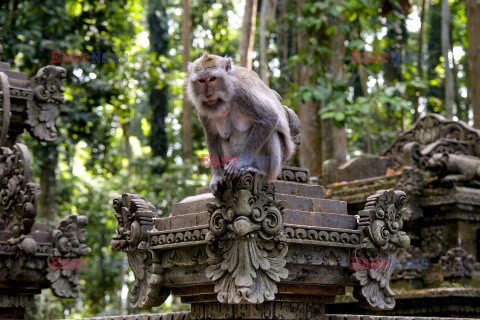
[186,53,298,197]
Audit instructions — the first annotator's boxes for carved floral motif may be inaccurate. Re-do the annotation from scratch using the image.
[353,190,410,309]
[27,66,66,142]
[395,166,424,220]
[440,247,478,278]
[111,193,170,309]
[47,215,90,298]
[0,144,38,237]
[206,171,288,304]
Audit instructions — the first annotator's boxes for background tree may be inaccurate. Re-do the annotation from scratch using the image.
[466,0,480,128]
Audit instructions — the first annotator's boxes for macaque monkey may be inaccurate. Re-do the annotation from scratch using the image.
[186,52,300,198]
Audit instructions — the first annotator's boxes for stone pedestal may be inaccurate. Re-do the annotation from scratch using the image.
[111,167,410,319]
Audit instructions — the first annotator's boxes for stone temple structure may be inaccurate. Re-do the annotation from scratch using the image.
[324,114,480,318]
[0,58,90,319]
[69,115,479,320]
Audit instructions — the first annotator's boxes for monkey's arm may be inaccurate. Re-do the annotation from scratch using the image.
[225,88,279,178]
[199,115,225,197]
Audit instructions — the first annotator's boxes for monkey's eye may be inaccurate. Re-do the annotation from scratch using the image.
[199,79,206,83]
[209,77,216,82]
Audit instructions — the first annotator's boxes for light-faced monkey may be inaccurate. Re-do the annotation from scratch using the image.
[186,52,300,198]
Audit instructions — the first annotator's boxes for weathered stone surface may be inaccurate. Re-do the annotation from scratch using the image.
[283,210,357,229]
[196,180,325,198]
[65,313,191,320]
[172,193,216,216]
[313,199,348,214]
[323,154,392,184]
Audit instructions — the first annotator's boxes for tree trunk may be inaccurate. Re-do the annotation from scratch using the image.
[38,144,58,222]
[279,0,289,93]
[441,0,454,119]
[467,0,480,129]
[297,0,323,175]
[259,0,269,83]
[322,13,347,164]
[240,0,258,69]
[148,0,169,174]
[182,0,192,158]
[414,0,427,122]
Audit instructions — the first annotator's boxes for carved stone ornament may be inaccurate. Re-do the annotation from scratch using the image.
[383,114,480,170]
[395,166,424,220]
[440,247,478,278]
[277,165,309,183]
[352,190,410,309]
[111,194,170,309]
[26,66,66,142]
[47,215,90,298]
[391,246,425,280]
[206,171,289,304]
[421,226,447,258]
[0,143,38,237]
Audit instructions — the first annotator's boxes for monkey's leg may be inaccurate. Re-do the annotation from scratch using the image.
[257,132,283,180]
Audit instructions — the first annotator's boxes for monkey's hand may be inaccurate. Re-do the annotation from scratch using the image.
[210,177,227,199]
[224,159,263,181]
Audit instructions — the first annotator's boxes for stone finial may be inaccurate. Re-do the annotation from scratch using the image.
[353,190,410,309]
[111,193,170,309]
[26,66,66,142]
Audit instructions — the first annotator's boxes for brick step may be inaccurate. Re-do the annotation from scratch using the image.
[155,209,356,232]
[277,194,347,214]
[195,180,324,198]
[173,192,346,216]
[172,193,216,216]
[154,211,210,231]
[284,210,356,229]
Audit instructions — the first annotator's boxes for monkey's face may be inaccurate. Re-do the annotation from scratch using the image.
[197,76,219,106]
[186,53,234,118]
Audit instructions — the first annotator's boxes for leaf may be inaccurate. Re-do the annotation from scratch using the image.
[348,12,358,22]
[334,112,345,122]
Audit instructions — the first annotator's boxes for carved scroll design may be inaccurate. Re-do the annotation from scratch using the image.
[284,225,361,247]
[278,166,309,183]
[0,71,11,146]
[440,247,478,278]
[0,144,38,237]
[111,193,170,309]
[47,215,90,298]
[150,227,209,248]
[206,171,288,304]
[26,66,66,142]
[383,114,480,170]
[352,190,410,309]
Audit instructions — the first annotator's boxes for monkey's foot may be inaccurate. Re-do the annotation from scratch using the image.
[210,178,227,199]
[224,162,264,181]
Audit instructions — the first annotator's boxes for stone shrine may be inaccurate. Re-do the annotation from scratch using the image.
[0,58,90,319]
[324,114,480,318]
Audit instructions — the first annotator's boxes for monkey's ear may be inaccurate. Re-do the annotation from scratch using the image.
[187,62,193,74]
[225,57,233,74]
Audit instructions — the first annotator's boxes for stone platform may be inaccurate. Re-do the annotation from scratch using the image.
[111,167,410,319]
